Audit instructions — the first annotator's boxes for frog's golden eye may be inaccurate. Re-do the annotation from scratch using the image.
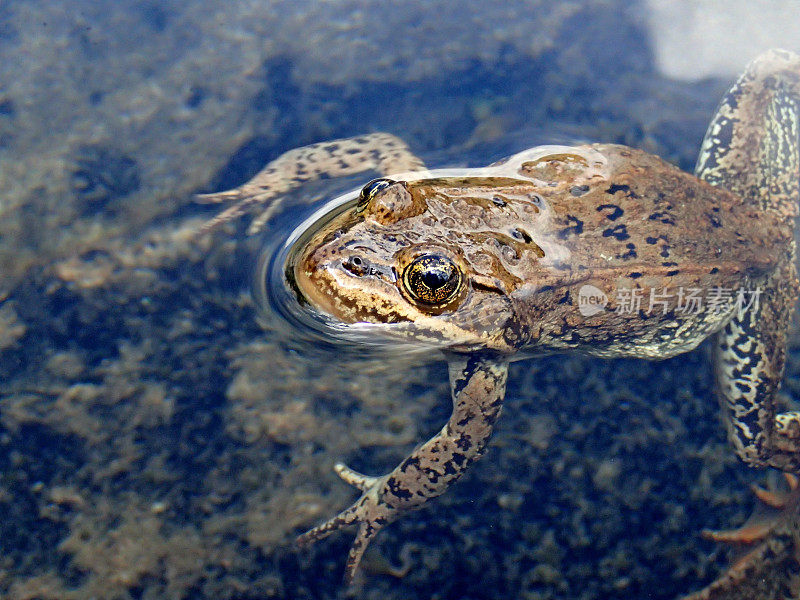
[402,254,462,306]
[356,178,395,212]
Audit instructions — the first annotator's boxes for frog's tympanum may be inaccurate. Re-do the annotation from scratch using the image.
[201,50,800,582]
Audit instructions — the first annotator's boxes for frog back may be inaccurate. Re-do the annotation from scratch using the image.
[505,144,790,358]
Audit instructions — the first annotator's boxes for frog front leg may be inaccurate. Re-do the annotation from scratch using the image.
[296,353,508,582]
[198,132,427,234]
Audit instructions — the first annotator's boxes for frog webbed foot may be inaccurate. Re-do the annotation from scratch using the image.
[296,463,392,583]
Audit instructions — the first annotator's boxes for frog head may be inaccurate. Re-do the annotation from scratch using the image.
[287,176,545,354]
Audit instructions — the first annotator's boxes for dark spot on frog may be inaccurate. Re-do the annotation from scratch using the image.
[597,203,623,221]
[710,267,719,274]
[387,478,413,500]
[605,183,638,198]
[441,461,459,477]
[558,215,583,239]
[570,185,590,197]
[706,211,723,228]
[645,235,671,259]
[70,144,141,209]
[648,211,676,225]
[620,243,637,259]
[557,290,571,304]
[399,457,421,473]
[451,452,467,467]
[455,435,473,451]
[628,272,642,279]
[491,196,507,207]
[662,261,679,267]
[455,410,474,427]
[602,224,629,241]
[666,269,680,276]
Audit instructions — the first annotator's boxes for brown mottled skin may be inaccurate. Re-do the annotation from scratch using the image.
[202,50,800,585]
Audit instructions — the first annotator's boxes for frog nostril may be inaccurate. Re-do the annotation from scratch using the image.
[342,255,370,276]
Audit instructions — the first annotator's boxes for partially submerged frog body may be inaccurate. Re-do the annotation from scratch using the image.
[681,473,800,600]
[204,50,800,582]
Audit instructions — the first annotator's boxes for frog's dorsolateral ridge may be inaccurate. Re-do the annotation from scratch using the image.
[201,49,800,583]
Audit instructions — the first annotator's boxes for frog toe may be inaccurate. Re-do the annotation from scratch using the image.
[334,462,382,491]
[342,522,379,583]
[296,500,362,547]
[195,188,243,204]
[246,201,283,235]
[751,472,797,508]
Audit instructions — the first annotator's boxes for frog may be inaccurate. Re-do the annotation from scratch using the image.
[200,49,800,583]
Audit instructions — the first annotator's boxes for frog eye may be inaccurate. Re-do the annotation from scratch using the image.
[356,178,395,212]
[402,254,462,306]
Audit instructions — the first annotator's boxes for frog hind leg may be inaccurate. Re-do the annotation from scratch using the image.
[714,245,800,471]
[197,132,427,235]
[296,354,508,583]
[695,50,800,471]
[695,49,800,219]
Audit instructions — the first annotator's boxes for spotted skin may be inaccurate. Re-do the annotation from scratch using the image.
[696,50,800,471]
[197,133,427,234]
[296,354,508,582]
